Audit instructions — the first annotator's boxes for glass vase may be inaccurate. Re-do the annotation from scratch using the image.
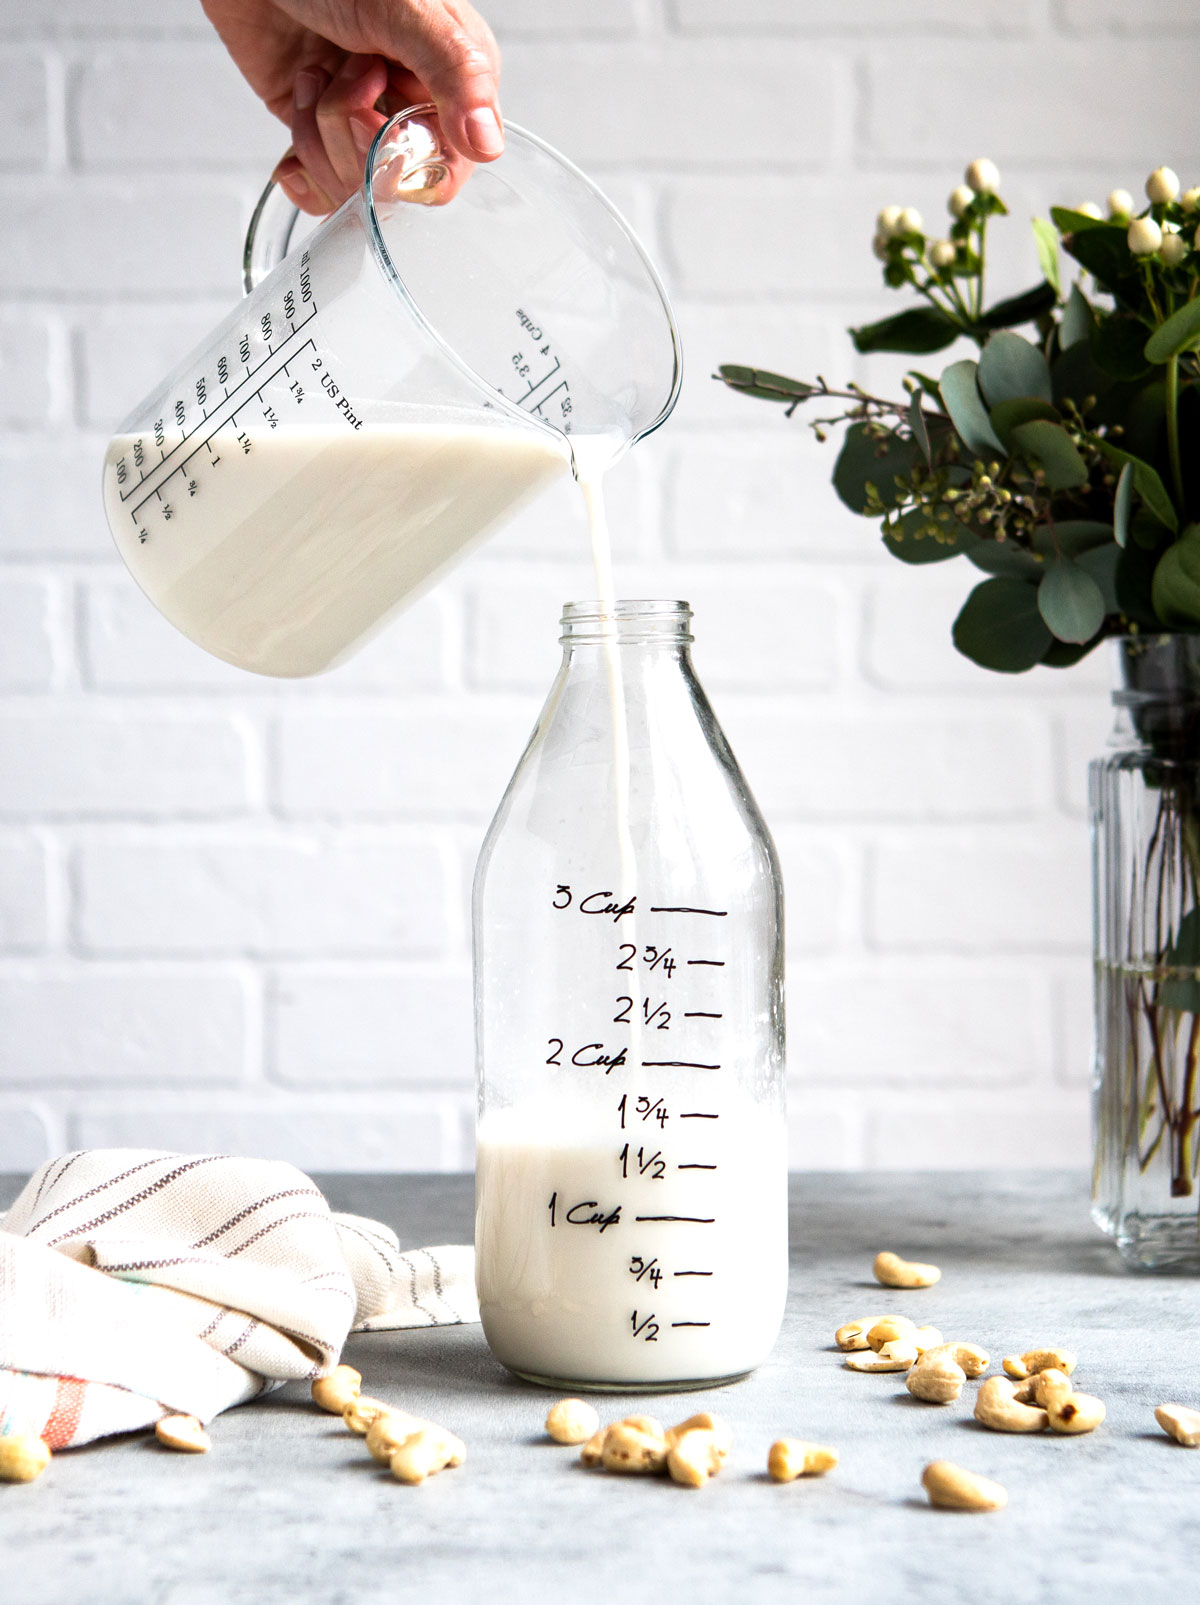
[1091,633,1200,1271]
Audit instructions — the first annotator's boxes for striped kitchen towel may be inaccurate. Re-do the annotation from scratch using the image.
[0,1149,478,1449]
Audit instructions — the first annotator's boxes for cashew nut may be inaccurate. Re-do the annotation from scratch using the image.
[767,1439,838,1481]
[580,1428,606,1468]
[973,1377,1048,1433]
[311,1364,362,1415]
[835,1319,872,1352]
[1002,1348,1077,1381]
[600,1419,668,1475]
[874,1251,941,1289]
[924,1341,989,1378]
[0,1435,50,1483]
[342,1395,391,1435]
[545,1398,601,1446]
[1155,1404,1200,1447]
[905,1349,966,1404]
[844,1338,919,1372]
[389,1426,465,1484]
[921,1459,1007,1512]
[867,1314,918,1351]
[666,1429,723,1488]
[666,1412,732,1464]
[1047,1391,1105,1435]
[913,1326,944,1355]
[366,1408,428,1464]
[155,1414,212,1453]
[1016,1368,1073,1414]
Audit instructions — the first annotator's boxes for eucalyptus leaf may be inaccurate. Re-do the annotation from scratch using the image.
[715,365,817,402]
[1115,538,1162,628]
[832,422,920,514]
[1042,639,1097,668]
[1151,524,1200,627]
[1052,338,1114,410]
[1030,521,1114,558]
[1010,419,1089,490]
[1059,221,1137,297]
[850,307,961,355]
[1075,543,1121,612]
[1144,298,1200,363]
[952,575,1054,672]
[1159,908,1200,1011]
[977,281,1058,332]
[1031,220,1062,298]
[908,390,932,465]
[882,507,977,564]
[978,331,1054,406]
[966,541,1045,578]
[1114,460,1134,548]
[1091,314,1153,381]
[1038,557,1107,643]
[1091,438,1179,533]
[990,397,1060,450]
[939,360,1005,456]
[1060,284,1094,350]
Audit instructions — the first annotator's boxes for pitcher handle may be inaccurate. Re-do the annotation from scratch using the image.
[241,104,451,296]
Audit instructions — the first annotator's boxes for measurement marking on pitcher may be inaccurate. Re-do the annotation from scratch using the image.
[677,1163,717,1171]
[642,1060,720,1070]
[673,1270,713,1277]
[687,959,725,967]
[684,1011,722,1019]
[671,1321,711,1329]
[634,1214,715,1224]
[679,1112,719,1120]
[650,906,728,918]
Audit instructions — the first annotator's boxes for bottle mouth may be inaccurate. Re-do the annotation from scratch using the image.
[560,599,693,644]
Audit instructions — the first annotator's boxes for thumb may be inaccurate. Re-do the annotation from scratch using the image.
[371,1,504,163]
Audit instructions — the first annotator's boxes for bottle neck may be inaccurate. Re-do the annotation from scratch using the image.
[559,599,694,653]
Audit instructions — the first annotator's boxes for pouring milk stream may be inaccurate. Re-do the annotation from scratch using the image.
[102,106,786,1391]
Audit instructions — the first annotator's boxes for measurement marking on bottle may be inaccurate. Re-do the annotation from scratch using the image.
[679,1112,719,1120]
[671,1321,711,1328]
[686,959,725,967]
[642,1060,720,1070]
[683,1011,723,1019]
[677,1163,717,1171]
[634,1214,715,1224]
[650,906,728,917]
[673,1270,713,1277]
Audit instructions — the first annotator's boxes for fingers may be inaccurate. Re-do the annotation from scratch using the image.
[314,52,390,196]
[368,0,504,166]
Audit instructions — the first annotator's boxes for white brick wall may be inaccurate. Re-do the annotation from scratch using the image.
[0,0,1177,1173]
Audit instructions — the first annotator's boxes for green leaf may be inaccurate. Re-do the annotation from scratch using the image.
[1051,338,1114,410]
[989,397,1060,450]
[832,423,919,514]
[1114,460,1134,548]
[977,280,1059,332]
[1038,557,1107,643]
[908,390,932,465]
[1061,225,1138,300]
[882,507,977,564]
[1091,314,1153,381]
[850,306,961,355]
[1090,438,1179,534]
[1030,520,1114,559]
[1032,220,1062,298]
[1144,298,1200,363]
[1115,538,1162,628]
[1042,639,1097,668]
[939,360,1005,456]
[1010,419,1089,490]
[1051,206,1112,235]
[978,331,1054,407]
[1060,284,1094,351]
[966,541,1044,579]
[1075,542,1120,612]
[952,575,1055,672]
[1160,908,1200,1012]
[1151,524,1200,627]
[715,365,817,403]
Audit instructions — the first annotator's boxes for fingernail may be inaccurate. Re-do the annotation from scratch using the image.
[282,171,310,202]
[340,53,375,82]
[465,107,504,157]
[294,70,321,111]
[350,113,376,157]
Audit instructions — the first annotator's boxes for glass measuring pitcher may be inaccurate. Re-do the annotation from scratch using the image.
[101,108,681,678]
[474,602,787,1391]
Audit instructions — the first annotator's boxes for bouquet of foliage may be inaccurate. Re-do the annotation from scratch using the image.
[717,157,1200,673]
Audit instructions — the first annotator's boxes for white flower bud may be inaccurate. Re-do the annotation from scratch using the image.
[872,232,890,261]
[1107,189,1134,219]
[1075,202,1103,220]
[929,239,957,268]
[1146,166,1181,205]
[1161,229,1188,267]
[1127,216,1163,255]
[947,185,974,219]
[876,205,903,238]
[897,206,923,236]
[1182,187,1200,214]
[965,158,1000,195]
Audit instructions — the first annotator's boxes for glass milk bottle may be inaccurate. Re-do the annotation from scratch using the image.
[474,601,786,1390]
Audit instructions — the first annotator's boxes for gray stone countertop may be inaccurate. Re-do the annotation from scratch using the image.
[2,1170,1198,1605]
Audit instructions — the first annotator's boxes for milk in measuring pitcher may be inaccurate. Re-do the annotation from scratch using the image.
[476,1104,787,1387]
[102,420,568,678]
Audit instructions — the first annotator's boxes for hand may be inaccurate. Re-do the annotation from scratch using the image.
[201,0,503,214]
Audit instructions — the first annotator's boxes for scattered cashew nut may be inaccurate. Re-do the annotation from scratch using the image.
[665,1412,732,1464]
[1015,1369,1074,1414]
[366,1408,428,1465]
[0,1435,50,1483]
[835,1319,873,1352]
[155,1415,212,1453]
[311,1364,362,1415]
[906,1349,966,1404]
[867,1315,918,1351]
[599,1417,668,1475]
[874,1251,941,1289]
[912,1326,944,1355]
[342,1395,391,1435]
[1047,1391,1105,1435]
[974,1377,1048,1434]
[922,1460,1007,1512]
[924,1341,989,1378]
[545,1398,601,1446]
[666,1429,723,1488]
[845,1338,919,1372]
[1002,1348,1077,1381]
[767,1439,838,1481]
[389,1425,465,1484]
[1155,1404,1200,1447]
[580,1427,606,1468]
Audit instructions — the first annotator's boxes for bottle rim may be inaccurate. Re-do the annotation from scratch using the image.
[559,599,693,643]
